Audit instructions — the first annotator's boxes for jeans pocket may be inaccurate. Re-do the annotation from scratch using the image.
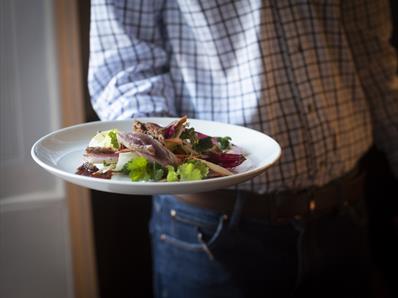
[155,198,227,260]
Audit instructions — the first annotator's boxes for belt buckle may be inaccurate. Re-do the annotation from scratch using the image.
[296,188,316,221]
[307,191,316,216]
[303,187,320,221]
[270,189,316,224]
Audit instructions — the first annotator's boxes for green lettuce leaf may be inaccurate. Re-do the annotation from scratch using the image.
[217,136,232,150]
[123,157,208,182]
[193,137,213,152]
[167,160,209,181]
[149,162,164,181]
[108,130,119,149]
[180,127,198,145]
[166,166,178,182]
[125,156,151,181]
[178,163,202,181]
[123,156,164,182]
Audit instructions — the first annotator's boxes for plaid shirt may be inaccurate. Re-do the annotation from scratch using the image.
[89,0,398,193]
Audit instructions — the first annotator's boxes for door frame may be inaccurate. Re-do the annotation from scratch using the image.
[54,0,98,297]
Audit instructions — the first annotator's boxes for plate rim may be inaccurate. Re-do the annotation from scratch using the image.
[31,118,282,189]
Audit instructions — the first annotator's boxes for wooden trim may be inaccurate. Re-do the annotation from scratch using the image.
[54,0,99,297]
[66,187,98,298]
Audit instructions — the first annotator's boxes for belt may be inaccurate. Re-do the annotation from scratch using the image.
[176,165,366,223]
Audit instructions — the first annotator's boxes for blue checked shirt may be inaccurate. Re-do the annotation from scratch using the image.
[89,0,398,193]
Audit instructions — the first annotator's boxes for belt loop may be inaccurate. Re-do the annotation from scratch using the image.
[228,189,246,230]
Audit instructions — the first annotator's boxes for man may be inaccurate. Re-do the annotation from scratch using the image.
[88,0,398,297]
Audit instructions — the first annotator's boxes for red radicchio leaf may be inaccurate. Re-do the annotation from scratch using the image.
[195,132,219,146]
[196,132,209,139]
[163,126,176,138]
[205,152,246,169]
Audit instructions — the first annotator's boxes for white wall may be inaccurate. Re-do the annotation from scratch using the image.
[0,0,74,297]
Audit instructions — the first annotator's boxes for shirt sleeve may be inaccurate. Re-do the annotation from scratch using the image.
[342,0,398,178]
[88,0,177,120]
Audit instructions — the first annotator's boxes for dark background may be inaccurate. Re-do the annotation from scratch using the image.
[77,2,398,297]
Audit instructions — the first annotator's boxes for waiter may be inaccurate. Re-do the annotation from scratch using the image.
[88,0,398,297]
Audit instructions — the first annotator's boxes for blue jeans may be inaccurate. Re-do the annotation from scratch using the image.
[150,193,372,298]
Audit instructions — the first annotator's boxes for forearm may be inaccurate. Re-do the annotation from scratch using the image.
[88,0,177,120]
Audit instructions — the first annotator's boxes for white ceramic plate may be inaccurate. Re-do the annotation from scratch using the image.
[31,118,281,195]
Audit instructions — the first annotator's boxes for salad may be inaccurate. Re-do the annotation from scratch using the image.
[75,116,246,182]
